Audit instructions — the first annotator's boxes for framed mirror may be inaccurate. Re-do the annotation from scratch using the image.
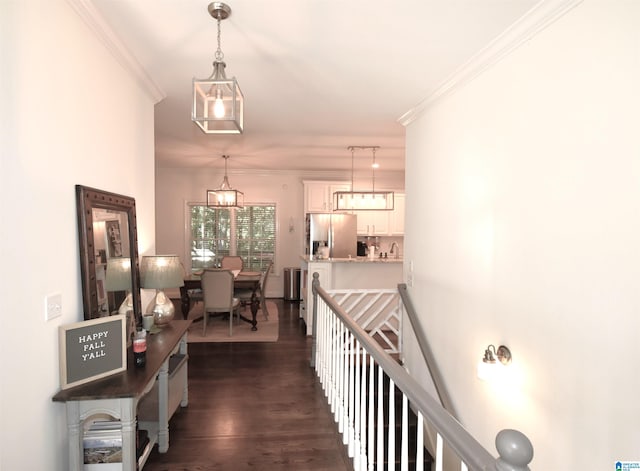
[76,185,142,327]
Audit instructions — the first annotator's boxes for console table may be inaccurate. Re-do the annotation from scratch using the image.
[53,320,191,471]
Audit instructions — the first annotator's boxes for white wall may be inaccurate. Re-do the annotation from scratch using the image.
[402,1,640,468]
[155,168,405,298]
[0,2,156,470]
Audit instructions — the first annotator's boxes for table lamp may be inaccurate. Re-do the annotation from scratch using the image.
[140,255,184,326]
[105,256,135,345]
[105,257,132,316]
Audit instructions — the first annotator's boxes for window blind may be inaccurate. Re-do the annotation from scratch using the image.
[189,204,275,272]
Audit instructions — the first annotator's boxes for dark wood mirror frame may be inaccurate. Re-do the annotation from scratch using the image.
[76,185,142,324]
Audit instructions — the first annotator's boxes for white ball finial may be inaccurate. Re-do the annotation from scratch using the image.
[495,429,534,471]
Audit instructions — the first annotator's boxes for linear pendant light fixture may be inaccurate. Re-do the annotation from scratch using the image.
[207,155,244,208]
[192,2,244,134]
[333,146,394,211]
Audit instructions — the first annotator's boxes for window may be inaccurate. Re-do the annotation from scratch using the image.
[189,204,275,273]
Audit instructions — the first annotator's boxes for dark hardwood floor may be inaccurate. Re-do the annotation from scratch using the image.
[143,299,353,471]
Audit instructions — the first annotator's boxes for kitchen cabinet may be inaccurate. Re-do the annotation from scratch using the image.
[299,260,332,331]
[354,193,405,236]
[303,180,350,212]
[355,209,389,236]
[389,193,405,235]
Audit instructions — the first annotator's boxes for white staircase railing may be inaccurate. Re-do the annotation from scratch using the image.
[310,273,534,471]
[325,289,402,355]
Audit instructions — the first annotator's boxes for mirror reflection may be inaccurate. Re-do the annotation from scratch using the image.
[92,208,131,315]
[75,185,141,324]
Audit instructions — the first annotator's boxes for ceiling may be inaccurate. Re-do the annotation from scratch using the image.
[92,0,538,173]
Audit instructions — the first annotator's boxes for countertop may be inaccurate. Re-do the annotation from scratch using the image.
[300,255,403,264]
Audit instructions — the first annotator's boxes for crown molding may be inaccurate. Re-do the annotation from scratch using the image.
[398,0,583,127]
[65,0,166,104]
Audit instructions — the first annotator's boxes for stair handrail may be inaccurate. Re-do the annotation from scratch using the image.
[311,272,533,471]
[398,282,458,419]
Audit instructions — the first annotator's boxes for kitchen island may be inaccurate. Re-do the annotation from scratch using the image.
[299,255,403,335]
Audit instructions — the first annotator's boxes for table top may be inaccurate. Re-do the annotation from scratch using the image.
[52,320,191,402]
[184,271,261,289]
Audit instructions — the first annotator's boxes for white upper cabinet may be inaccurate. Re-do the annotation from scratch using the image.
[355,209,389,235]
[304,181,350,212]
[389,193,405,235]
[303,181,405,235]
[355,193,405,236]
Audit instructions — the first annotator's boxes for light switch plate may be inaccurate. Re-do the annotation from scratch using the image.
[45,293,62,321]
[407,260,414,287]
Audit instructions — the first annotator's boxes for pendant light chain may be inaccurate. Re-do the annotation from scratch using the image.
[350,146,355,191]
[371,147,376,192]
[222,154,230,189]
[333,145,393,210]
[215,14,224,62]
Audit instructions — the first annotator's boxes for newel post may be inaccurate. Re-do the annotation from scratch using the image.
[310,272,320,368]
[494,429,534,471]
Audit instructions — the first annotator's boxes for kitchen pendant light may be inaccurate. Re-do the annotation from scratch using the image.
[192,2,244,134]
[207,155,244,208]
[333,146,394,211]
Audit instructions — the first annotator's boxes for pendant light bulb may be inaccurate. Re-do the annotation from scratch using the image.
[213,88,225,118]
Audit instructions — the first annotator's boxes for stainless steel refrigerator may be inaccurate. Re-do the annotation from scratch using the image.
[307,213,357,258]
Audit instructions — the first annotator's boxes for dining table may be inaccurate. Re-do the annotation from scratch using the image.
[180,270,262,331]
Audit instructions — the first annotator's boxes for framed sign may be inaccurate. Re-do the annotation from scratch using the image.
[59,315,127,389]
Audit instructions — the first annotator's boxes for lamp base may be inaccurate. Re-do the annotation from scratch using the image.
[148,290,175,326]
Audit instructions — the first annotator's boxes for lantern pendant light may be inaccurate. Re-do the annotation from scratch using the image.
[333,146,395,211]
[192,2,244,134]
[207,155,244,208]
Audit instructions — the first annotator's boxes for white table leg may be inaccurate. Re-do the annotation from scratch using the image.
[157,359,170,452]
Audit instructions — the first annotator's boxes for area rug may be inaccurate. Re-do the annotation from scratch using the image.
[186,300,279,343]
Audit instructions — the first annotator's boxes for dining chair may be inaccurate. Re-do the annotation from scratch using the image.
[201,269,241,336]
[234,261,273,321]
[220,256,244,271]
[181,261,203,312]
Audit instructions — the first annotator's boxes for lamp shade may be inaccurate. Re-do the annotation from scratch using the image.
[105,257,131,292]
[140,255,184,289]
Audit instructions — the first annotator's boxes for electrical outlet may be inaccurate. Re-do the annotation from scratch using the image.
[45,293,62,321]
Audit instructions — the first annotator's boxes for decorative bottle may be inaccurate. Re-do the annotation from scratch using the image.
[133,330,147,367]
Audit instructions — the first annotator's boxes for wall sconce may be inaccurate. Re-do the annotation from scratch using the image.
[478,344,512,381]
